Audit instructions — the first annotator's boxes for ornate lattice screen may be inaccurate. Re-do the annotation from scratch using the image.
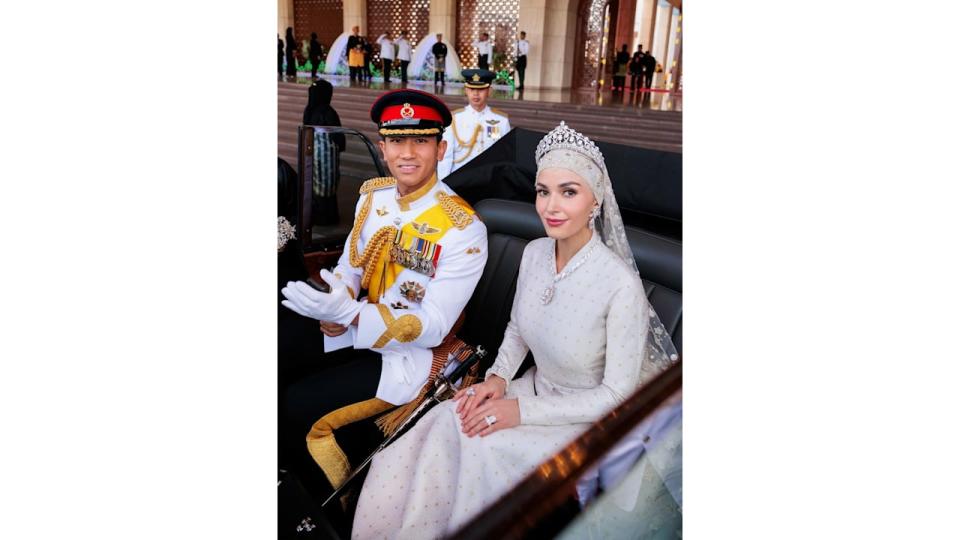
[367,0,431,65]
[293,0,344,53]
[578,0,612,87]
[456,0,520,73]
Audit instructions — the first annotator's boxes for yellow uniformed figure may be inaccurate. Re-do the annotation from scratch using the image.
[281,88,488,496]
[437,69,512,179]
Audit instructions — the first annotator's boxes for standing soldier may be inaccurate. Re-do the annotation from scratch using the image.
[431,34,448,86]
[515,31,529,90]
[281,89,488,499]
[376,31,395,84]
[396,30,412,84]
[437,69,511,179]
[473,32,493,70]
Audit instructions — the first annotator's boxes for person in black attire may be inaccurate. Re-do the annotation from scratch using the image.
[285,27,298,80]
[613,43,629,92]
[642,50,657,89]
[278,34,284,81]
[309,32,323,79]
[362,39,373,82]
[302,79,345,226]
[629,50,643,92]
[432,33,448,86]
[346,26,365,83]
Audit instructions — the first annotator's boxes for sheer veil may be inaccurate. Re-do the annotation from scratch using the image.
[535,122,679,380]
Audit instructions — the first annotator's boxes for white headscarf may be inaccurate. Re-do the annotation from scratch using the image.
[536,122,679,372]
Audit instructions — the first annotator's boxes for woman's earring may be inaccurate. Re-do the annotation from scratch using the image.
[588,205,600,230]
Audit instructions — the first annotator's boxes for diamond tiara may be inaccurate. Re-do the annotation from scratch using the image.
[535,121,605,169]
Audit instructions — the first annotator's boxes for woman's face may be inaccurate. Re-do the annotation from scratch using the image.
[535,167,598,242]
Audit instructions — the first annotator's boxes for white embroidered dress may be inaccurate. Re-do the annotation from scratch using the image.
[352,232,653,539]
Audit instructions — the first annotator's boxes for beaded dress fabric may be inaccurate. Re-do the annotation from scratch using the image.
[351,123,678,539]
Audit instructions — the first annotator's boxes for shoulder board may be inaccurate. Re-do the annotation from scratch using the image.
[435,191,475,230]
[451,107,465,114]
[490,107,509,117]
[359,176,396,194]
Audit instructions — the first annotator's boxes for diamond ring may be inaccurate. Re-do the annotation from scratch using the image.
[466,387,476,397]
[484,414,497,426]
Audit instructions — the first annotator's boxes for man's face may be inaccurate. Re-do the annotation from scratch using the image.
[466,87,490,109]
[436,34,442,42]
[352,26,359,35]
[378,136,447,192]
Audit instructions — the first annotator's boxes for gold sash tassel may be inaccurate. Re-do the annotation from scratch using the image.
[305,397,395,490]
[374,331,478,437]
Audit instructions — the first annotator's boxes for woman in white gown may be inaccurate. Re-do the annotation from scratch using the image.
[351,122,678,540]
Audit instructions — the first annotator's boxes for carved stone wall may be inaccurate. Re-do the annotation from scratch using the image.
[456,0,520,72]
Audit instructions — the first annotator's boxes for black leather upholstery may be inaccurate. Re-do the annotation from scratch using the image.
[460,199,682,372]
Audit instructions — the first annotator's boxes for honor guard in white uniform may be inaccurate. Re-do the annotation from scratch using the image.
[281,89,488,494]
[437,69,511,180]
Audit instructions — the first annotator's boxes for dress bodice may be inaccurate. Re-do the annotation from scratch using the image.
[486,232,651,425]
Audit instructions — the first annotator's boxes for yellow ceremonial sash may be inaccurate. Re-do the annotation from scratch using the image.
[365,201,458,303]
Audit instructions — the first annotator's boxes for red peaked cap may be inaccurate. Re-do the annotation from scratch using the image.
[369,89,452,136]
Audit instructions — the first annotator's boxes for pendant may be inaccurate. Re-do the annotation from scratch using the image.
[540,286,555,305]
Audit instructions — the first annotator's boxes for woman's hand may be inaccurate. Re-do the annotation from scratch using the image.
[453,376,506,422]
[461,398,520,437]
[319,320,348,337]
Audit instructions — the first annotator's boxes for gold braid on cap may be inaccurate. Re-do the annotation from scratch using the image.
[535,121,605,170]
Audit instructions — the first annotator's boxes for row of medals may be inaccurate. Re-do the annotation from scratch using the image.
[390,238,437,276]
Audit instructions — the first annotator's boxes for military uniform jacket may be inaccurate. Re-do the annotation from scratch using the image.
[325,174,488,405]
[437,105,511,179]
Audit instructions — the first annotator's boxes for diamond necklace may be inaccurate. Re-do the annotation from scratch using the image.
[540,240,599,305]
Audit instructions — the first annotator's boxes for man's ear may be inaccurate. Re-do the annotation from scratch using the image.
[436,138,448,161]
[378,139,386,159]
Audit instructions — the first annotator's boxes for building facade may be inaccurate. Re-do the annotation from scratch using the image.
[278,0,681,91]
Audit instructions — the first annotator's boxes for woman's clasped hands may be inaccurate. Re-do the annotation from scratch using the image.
[452,375,520,437]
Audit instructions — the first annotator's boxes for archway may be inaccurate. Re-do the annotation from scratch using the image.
[574,0,618,88]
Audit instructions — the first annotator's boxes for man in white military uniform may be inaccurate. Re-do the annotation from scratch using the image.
[281,89,488,496]
[472,32,493,70]
[396,30,412,83]
[437,68,511,180]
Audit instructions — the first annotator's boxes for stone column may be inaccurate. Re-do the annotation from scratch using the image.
[638,0,656,52]
[670,11,682,92]
[614,0,638,53]
[429,0,457,46]
[659,7,672,71]
[519,0,578,90]
[342,0,366,35]
[278,0,294,39]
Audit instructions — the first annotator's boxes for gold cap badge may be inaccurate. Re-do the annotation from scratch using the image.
[400,102,415,118]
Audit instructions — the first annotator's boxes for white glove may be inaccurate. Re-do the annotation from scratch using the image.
[281,269,366,325]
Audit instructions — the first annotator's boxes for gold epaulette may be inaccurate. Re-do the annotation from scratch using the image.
[359,176,397,194]
[490,107,509,117]
[436,191,475,230]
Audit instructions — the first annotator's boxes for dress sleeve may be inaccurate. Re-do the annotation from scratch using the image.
[483,244,532,390]
[517,276,649,426]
